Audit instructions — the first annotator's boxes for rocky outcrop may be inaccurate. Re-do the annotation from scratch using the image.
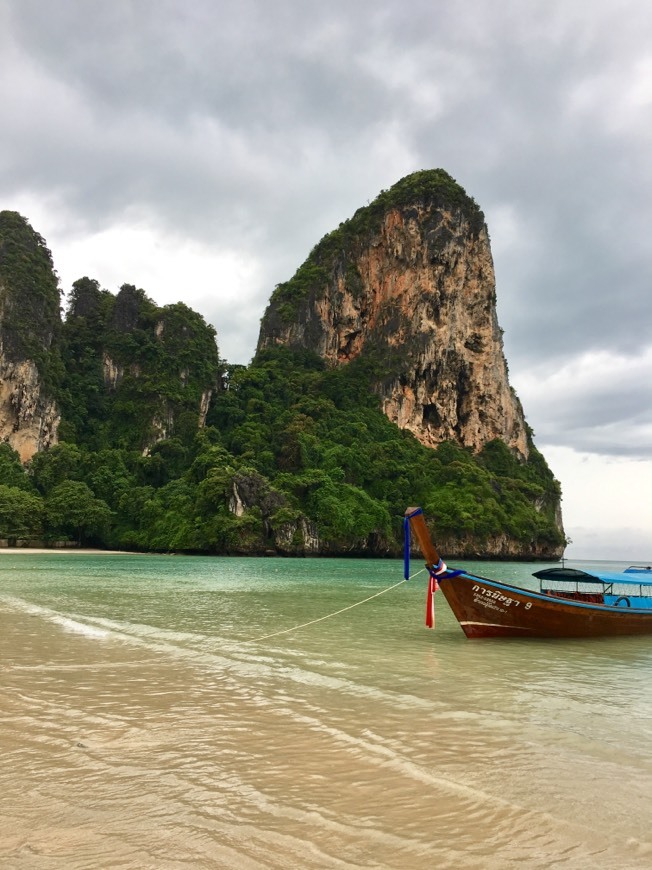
[102,352,124,389]
[273,516,321,555]
[258,170,528,459]
[198,388,212,428]
[229,471,321,555]
[435,531,561,561]
[374,206,527,455]
[0,355,59,462]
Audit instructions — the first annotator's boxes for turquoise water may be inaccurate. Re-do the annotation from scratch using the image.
[2,554,652,868]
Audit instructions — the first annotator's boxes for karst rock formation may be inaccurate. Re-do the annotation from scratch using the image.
[258,170,529,460]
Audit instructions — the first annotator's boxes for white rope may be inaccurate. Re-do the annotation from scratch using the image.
[247,568,426,642]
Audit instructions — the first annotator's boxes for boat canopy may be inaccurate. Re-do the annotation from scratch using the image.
[533,567,652,585]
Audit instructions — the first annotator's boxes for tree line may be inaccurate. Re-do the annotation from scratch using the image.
[0,343,565,557]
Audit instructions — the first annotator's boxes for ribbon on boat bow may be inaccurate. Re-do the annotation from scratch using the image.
[426,560,449,628]
[426,570,438,628]
[404,508,461,629]
[404,511,448,628]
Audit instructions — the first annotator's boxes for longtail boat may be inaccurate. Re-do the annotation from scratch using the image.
[404,506,652,639]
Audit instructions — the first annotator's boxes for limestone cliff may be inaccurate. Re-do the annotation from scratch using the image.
[0,355,59,462]
[258,170,528,459]
[0,212,61,461]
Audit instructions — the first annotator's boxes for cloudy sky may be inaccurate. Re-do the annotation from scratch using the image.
[1,0,651,559]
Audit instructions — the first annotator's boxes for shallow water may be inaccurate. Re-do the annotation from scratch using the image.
[1,554,652,868]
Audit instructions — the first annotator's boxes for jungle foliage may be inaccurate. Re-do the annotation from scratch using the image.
[0,210,65,391]
[2,340,563,555]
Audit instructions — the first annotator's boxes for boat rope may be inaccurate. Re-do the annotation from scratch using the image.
[247,569,426,643]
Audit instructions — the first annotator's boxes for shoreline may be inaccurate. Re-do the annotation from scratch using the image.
[0,548,132,555]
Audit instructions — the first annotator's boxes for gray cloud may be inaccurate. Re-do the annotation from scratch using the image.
[1,0,651,465]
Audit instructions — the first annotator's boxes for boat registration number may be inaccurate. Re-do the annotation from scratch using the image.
[472,584,532,610]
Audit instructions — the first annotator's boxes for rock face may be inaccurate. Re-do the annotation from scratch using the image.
[0,212,62,462]
[258,170,528,459]
[228,470,320,555]
[0,355,59,462]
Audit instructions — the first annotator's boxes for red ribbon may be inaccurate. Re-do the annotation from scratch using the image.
[426,572,439,628]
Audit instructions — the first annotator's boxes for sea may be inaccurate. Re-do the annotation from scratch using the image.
[1,553,652,869]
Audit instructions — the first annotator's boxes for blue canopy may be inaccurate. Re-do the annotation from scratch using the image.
[533,567,652,586]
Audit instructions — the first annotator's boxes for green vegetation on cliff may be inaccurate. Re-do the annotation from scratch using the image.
[204,348,563,555]
[1,344,563,556]
[58,279,221,451]
[0,211,64,391]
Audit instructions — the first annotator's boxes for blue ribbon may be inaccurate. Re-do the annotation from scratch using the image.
[404,508,424,580]
[403,516,411,580]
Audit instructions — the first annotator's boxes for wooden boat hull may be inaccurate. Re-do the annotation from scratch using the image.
[439,573,652,638]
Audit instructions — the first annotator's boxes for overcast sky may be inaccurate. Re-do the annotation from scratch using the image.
[1,0,651,559]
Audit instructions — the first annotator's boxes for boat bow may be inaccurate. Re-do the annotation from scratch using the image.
[404,506,652,639]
